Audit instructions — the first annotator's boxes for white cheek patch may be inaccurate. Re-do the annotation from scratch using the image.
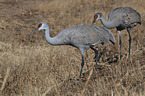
[96,18,99,21]
[38,27,42,31]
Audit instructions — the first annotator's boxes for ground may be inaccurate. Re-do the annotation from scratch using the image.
[0,0,145,96]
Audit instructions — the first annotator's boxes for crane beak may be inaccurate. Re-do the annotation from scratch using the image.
[29,28,39,37]
[92,19,96,25]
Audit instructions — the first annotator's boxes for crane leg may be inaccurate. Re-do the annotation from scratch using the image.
[79,55,84,80]
[90,45,98,73]
[127,28,131,60]
[118,31,122,60]
[78,48,84,81]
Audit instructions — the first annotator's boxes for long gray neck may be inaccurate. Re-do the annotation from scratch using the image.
[100,15,118,29]
[45,27,61,45]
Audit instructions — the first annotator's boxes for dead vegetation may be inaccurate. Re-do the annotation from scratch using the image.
[0,0,145,96]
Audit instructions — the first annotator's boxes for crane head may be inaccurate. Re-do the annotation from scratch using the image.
[37,22,49,31]
[92,13,102,24]
[30,22,49,36]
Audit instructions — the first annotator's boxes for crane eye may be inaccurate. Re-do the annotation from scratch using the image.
[38,24,42,28]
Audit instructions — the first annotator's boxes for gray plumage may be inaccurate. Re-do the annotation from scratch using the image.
[92,7,141,59]
[31,22,115,80]
[50,25,115,48]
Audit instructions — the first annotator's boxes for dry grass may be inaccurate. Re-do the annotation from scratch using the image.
[0,0,145,96]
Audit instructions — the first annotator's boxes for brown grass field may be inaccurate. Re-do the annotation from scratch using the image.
[0,0,145,95]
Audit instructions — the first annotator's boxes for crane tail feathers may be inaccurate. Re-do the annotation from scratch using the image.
[109,40,115,45]
[103,27,116,45]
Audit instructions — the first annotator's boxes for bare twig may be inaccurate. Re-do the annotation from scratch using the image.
[42,81,64,96]
[81,67,94,95]
[1,67,10,92]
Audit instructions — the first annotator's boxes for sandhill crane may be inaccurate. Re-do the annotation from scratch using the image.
[31,22,115,80]
[92,7,141,60]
